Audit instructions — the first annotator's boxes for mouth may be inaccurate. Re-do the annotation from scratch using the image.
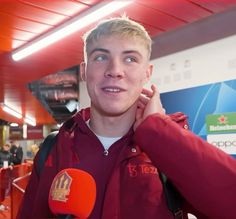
[102,86,125,93]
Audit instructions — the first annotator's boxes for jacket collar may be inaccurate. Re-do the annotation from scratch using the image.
[59,107,146,161]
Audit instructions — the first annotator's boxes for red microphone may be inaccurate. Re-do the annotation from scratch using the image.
[48,168,96,219]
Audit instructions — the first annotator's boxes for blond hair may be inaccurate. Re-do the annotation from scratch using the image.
[82,16,152,61]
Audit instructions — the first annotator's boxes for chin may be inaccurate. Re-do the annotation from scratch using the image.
[103,109,124,117]
[101,105,135,117]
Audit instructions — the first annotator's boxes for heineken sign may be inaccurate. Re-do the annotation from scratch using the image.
[206,112,236,134]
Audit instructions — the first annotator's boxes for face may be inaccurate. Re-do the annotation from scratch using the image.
[81,35,153,116]
[3,145,10,152]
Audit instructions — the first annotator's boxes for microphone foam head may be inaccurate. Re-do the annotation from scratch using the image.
[49,168,96,218]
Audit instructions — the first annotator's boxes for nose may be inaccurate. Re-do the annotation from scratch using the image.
[104,58,124,78]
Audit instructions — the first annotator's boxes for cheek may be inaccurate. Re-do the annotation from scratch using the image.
[85,75,96,94]
[129,73,147,87]
[85,67,99,84]
[128,78,144,98]
[86,63,105,82]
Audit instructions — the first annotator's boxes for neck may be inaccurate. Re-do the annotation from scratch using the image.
[89,106,136,137]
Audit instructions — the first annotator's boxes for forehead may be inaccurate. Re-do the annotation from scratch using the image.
[88,35,149,56]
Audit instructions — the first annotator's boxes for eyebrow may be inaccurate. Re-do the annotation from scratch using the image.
[89,48,143,58]
[123,50,143,58]
[89,48,109,57]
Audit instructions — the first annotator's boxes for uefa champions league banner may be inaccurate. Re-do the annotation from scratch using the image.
[160,78,236,158]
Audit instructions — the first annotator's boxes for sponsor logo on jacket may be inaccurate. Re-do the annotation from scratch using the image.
[127,163,158,177]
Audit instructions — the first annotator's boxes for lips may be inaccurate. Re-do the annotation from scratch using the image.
[102,86,125,93]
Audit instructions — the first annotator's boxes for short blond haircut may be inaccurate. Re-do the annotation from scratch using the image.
[82,16,152,61]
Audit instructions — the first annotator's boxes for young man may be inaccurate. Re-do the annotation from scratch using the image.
[17,17,236,219]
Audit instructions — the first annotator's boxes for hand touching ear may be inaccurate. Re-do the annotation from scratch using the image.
[134,84,165,131]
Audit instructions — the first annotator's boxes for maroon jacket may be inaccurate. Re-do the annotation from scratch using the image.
[17,109,236,219]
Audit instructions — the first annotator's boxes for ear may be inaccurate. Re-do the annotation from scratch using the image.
[144,64,153,84]
[80,62,87,81]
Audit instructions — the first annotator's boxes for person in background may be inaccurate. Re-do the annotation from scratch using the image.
[0,144,13,168]
[0,144,13,211]
[17,16,236,219]
[30,143,39,158]
[10,140,23,165]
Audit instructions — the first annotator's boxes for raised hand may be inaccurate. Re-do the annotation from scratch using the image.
[134,84,165,131]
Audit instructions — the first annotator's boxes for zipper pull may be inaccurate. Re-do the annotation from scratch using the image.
[103,149,109,156]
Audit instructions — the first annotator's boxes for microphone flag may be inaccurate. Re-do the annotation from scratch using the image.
[49,168,96,219]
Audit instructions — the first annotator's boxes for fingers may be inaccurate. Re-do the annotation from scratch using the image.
[137,99,146,108]
[141,84,158,97]
[151,84,160,97]
[141,87,153,98]
[138,94,149,106]
[139,84,158,106]
[135,107,142,120]
[134,84,165,131]
[138,84,166,115]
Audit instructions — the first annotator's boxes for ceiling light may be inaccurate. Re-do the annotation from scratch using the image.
[1,103,37,126]
[24,117,36,126]
[2,104,22,119]
[12,1,132,61]
[10,123,19,127]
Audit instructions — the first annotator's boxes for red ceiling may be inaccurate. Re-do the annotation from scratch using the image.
[0,0,236,125]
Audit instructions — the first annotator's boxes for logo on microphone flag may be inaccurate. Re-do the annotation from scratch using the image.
[50,171,72,202]
[49,168,96,218]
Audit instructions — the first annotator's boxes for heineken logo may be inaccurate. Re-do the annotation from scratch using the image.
[206,113,236,134]
[217,115,228,124]
[209,124,236,132]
